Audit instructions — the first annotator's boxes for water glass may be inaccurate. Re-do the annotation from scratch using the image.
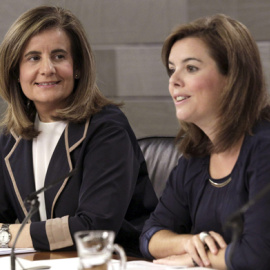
[75,230,126,270]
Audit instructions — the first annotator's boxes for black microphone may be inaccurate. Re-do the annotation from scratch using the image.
[25,169,76,202]
[10,169,77,270]
[224,181,270,269]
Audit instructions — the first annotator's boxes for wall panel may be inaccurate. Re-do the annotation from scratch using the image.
[0,0,269,137]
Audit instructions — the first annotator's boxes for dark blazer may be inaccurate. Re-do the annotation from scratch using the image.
[0,105,157,257]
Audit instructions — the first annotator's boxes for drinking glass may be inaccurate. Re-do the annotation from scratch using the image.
[74,230,126,270]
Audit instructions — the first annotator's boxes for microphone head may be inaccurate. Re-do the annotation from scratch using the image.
[24,168,77,206]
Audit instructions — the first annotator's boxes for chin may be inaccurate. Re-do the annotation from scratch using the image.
[175,113,189,122]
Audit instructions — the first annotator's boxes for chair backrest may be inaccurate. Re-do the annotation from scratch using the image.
[138,136,181,198]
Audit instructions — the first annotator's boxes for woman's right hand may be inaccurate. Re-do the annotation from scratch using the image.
[184,231,227,267]
[153,253,195,267]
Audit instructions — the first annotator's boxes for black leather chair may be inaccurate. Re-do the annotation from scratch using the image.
[138,136,181,198]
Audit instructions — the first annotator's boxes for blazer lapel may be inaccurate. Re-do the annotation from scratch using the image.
[44,119,90,218]
[4,134,40,221]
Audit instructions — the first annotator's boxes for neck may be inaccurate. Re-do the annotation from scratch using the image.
[36,107,56,122]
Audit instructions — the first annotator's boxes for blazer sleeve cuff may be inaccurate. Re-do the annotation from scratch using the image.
[46,215,73,250]
[140,226,164,260]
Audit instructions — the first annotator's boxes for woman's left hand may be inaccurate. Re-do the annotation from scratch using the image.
[153,253,194,267]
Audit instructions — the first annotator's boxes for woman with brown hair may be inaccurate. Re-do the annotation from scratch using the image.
[0,6,157,256]
[140,14,270,269]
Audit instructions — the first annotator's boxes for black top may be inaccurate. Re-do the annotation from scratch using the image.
[140,120,270,269]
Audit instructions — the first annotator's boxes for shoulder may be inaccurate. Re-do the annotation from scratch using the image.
[91,105,130,129]
[246,120,270,148]
[0,129,17,146]
[0,130,19,156]
[88,105,137,140]
[68,105,136,145]
[81,105,144,160]
[252,119,270,136]
[240,120,270,162]
[68,105,135,144]
[81,105,137,144]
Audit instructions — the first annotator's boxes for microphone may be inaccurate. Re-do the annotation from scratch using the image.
[10,169,77,270]
[224,181,270,269]
[25,169,76,202]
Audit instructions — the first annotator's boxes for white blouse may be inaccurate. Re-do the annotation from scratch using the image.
[33,115,67,221]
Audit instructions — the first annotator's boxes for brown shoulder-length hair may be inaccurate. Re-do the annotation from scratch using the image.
[162,14,270,158]
[0,5,116,139]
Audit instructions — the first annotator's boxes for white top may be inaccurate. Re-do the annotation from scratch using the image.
[33,115,67,221]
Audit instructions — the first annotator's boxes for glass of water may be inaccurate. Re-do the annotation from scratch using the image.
[74,230,126,270]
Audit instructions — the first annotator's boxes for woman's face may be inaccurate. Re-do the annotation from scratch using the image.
[19,28,76,122]
[168,37,227,136]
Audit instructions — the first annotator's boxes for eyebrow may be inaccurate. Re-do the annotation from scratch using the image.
[23,49,68,58]
[168,57,202,65]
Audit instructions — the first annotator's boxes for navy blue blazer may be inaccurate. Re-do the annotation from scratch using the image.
[0,105,157,256]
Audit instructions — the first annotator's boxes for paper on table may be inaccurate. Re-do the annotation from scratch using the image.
[127,260,186,269]
[0,248,36,255]
[0,256,216,270]
[0,257,79,270]
[127,260,215,269]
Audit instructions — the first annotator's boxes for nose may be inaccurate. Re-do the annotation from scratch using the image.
[169,69,183,87]
[40,57,56,76]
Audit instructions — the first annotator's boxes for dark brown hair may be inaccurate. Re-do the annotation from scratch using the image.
[162,14,270,157]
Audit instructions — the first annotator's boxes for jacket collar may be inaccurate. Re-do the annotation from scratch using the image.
[5,119,90,221]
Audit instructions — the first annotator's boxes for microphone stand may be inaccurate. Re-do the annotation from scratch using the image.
[10,169,76,270]
[224,180,270,269]
[11,196,41,270]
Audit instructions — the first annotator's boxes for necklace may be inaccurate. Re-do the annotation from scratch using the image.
[208,177,232,188]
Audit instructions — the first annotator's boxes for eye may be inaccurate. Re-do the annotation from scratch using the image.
[187,65,198,73]
[28,55,40,61]
[54,54,65,60]
[167,67,175,77]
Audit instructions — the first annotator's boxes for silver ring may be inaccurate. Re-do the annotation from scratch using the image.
[199,231,210,244]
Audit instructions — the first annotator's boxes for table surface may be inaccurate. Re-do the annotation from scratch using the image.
[16,251,77,261]
[15,250,142,262]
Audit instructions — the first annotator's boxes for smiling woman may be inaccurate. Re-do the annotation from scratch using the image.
[140,14,270,270]
[167,37,227,137]
[19,28,75,122]
[0,6,157,257]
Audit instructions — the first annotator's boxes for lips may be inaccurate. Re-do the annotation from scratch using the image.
[35,81,60,86]
[175,95,190,102]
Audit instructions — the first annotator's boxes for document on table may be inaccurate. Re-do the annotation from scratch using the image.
[0,256,215,270]
[0,247,36,255]
[127,260,214,269]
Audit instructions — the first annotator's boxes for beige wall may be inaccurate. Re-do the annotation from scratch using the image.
[1,0,270,138]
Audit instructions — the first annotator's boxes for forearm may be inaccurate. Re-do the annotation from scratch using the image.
[10,224,33,248]
[0,223,33,248]
[153,248,228,269]
[149,229,192,259]
[149,230,228,269]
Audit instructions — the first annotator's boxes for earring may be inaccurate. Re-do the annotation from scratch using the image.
[75,74,78,79]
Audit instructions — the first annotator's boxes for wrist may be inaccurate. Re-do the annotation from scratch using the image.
[9,224,33,248]
[0,224,11,248]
